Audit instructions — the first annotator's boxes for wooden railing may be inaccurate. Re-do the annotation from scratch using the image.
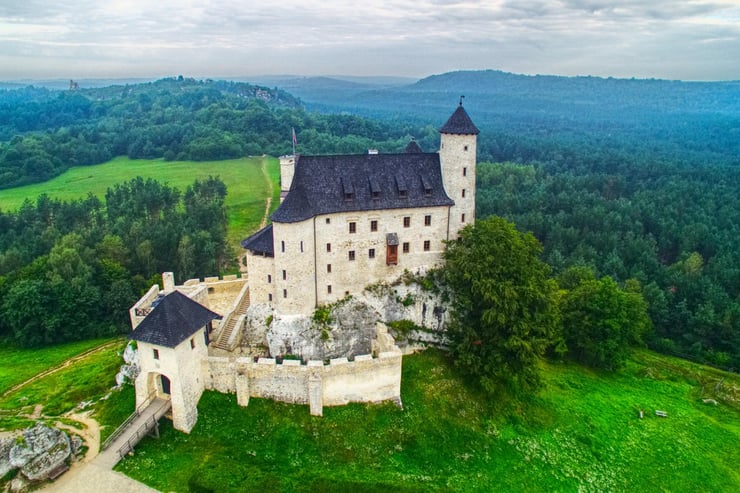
[115,400,172,460]
[101,390,156,451]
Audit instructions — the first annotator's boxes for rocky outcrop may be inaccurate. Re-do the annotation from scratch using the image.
[0,437,14,477]
[116,341,140,386]
[7,423,70,481]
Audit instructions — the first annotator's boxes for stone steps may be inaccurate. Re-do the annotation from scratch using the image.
[212,290,250,351]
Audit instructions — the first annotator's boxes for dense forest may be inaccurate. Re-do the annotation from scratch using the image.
[0,71,738,369]
[0,77,421,189]
[0,177,229,346]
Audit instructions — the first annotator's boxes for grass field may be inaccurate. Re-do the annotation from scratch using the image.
[115,349,740,492]
[0,338,126,429]
[0,156,280,250]
[0,338,116,395]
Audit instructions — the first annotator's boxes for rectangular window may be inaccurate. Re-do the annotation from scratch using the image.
[268,293,273,302]
[461,213,466,223]
[462,189,466,198]
[190,338,195,349]
[281,240,285,253]
[424,240,431,251]
[327,285,332,294]
[326,218,330,224]
[463,167,467,177]
[327,264,332,273]
[424,215,431,226]
[403,242,410,253]
[326,243,331,253]
[282,270,287,281]
[369,248,375,259]
[349,250,356,261]
[300,241,304,253]
[370,220,378,232]
[403,216,410,228]
[283,289,287,298]
[153,348,159,360]
[267,274,272,283]
[464,145,469,151]
[349,222,356,234]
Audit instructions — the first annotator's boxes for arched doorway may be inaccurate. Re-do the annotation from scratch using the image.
[147,372,172,400]
[160,375,171,395]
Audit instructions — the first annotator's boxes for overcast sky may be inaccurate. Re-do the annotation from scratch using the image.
[1,0,739,81]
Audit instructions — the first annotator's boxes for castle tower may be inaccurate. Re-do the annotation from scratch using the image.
[439,102,479,238]
[279,155,296,203]
[130,291,220,433]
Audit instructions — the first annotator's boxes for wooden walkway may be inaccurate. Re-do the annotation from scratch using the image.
[97,397,171,468]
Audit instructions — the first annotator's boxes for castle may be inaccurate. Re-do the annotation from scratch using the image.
[128,103,478,432]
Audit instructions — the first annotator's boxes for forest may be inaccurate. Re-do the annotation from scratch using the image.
[0,71,738,369]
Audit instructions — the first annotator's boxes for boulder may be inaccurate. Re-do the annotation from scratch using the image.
[0,437,14,477]
[8,424,70,482]
[116,342,140,386]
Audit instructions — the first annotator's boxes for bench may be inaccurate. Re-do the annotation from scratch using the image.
[655,410,668,418]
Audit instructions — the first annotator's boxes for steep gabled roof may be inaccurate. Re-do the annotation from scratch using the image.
[404,140,423,153]
[130,291,221,348]
[270,152,454,224]
[241,224,274,256]
[439,104,479,135]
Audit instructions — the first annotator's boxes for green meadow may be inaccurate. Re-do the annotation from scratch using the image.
[0,156,281,250]
[116,349,740,492]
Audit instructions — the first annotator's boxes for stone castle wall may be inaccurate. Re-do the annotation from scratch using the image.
[439,132,477,238]
[203,347,402,416]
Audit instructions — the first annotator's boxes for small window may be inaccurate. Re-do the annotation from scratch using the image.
[326,243,331,253]
[372,191,381,200]
[153,348,159,360]
[369,248,375,259]
[462,189,466,198]
[190,338,195,349]
[370,220,378,232]
[326,218,331,224]
[282,270,287,281]
[424,215,431,226]
[327,264,332,273]
[327,285,332,294]
[403,216,410,228]
[281,240,285,253]
[268,293,273,302]
[349,222,356,234]
[403,242,410,253]
[461,213,466,223]
[267,274,272,283]
[424,240,431,251]
[399,190,408,198]
[300,241,304,253]
[464,145,469,151]
[349,250,356,261]
[283,289,287,298]
[463,167,467,177]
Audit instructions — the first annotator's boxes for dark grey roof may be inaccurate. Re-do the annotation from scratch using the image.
[241,224,274,256]
[439,104,479,135]
[130,291,221,348]
[271,152,454,223]
[404,140,423,153]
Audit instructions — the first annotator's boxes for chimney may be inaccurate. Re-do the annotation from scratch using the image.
[162,272,175,294]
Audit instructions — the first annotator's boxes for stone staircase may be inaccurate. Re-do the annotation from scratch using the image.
[212,287,250,351]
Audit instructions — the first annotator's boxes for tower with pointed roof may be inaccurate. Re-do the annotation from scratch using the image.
[439,101,479,238]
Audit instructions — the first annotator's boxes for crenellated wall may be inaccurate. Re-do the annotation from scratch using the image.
[203,347,402,416]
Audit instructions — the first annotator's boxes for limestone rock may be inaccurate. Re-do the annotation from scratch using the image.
[9,423,70,481]
[116,341,140,386]
[266,298,378,360]
[0,437,14,477]
[9,476,29,493]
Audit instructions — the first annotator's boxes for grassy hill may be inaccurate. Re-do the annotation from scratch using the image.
[0,155,280,251]
[115,349,740,492]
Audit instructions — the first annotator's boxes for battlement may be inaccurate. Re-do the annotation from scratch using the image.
[204,345,402,416]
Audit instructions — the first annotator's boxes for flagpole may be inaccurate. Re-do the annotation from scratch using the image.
[292,127,297,157]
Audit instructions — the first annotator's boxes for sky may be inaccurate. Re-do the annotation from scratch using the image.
[1,0,740,82]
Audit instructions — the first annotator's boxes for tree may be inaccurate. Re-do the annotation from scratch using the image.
[442,217,559,395]
[560,269,651,370]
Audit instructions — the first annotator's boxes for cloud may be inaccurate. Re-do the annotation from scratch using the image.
[0,0,738,80]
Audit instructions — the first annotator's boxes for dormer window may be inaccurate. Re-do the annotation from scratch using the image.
[369,178,381,201]
[396,175,408,199]
[342,176,354,202]
[421,175,433,197]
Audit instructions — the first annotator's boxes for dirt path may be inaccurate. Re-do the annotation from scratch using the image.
[1,340,121,399]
